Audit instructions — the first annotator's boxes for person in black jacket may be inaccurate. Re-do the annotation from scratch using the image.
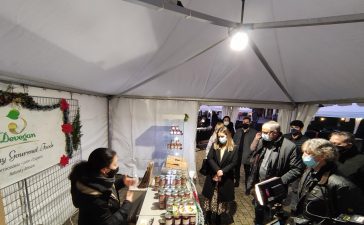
[69,148,134,225]
[248,121,304,225]
[293,139,364,225]
[329,131,364,194]
[233,116,257,189]
[223,116,235,138]
[202,126,238,225]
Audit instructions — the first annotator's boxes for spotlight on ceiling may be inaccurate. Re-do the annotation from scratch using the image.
[230,31,249,51]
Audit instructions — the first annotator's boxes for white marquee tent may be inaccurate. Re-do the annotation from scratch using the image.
[1,1,364,224]
[0,0,363,172]
[0,0,363,174]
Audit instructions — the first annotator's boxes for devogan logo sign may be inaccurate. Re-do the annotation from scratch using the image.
[0,106,65,189]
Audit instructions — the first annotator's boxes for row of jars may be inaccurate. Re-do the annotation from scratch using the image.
[155,175,188,189]
[170,126,183,135]
[159,212,196,225]
[158,189,192,209]
[167,140,183,150]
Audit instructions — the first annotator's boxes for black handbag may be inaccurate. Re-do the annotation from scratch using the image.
[199,159,209,176]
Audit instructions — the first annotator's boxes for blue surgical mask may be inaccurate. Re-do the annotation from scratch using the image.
[302,155,318,168]
[219,136,227,144]
[262,133,271,142]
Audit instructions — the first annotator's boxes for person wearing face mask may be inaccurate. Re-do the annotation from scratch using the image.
[233,116,257,189]
[223,116,235,138]
[283,120,310,212]
[202,126,238,225]
[205,121,225,159]
[247,121,304,225]
[329,131,364,193]
[283,120,309,153]
[292,139,364,224]
[69,148,135,225]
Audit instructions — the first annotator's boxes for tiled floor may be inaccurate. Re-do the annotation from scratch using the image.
[64,149,256,225]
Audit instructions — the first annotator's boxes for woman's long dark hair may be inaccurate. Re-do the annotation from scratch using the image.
[69,148,116,181]
[87,148,117,172]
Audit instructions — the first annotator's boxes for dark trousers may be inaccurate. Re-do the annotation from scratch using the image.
[243,164,251,190]
[253,199,271,225]
[234,152,243,181]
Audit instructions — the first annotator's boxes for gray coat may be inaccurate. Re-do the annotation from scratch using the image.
[247,136,304,191]
[233,127,258,164]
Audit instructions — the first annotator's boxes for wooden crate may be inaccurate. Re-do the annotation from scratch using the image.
[165,155,188,169]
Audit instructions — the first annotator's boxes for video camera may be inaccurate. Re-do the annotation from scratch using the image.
[255,177,286,206]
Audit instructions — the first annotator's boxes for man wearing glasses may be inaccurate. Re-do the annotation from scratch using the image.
[248,121,304,225]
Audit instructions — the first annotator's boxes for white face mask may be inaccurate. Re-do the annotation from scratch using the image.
[262,133,271,141]
[219,136,227,144]
[223,121,229,126]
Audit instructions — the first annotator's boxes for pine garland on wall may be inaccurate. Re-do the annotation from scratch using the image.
[72,108,82,151]
[0,90,82,166]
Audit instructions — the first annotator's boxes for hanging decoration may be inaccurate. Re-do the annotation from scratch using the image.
[184,113,189,122]
[0,90,60,110]
[59,154,70,167]
[72,108,82,151]
[0,90,81,162]
[60,98,73,158]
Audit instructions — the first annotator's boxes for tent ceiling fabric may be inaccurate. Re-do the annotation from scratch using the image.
[0,0,364,103]
[250,22,364,102]
[244,0,364,23]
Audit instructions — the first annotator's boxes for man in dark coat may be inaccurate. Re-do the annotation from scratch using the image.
[330,131,364,193]
[283,120,309,153]
[233,116,257,190]
[283,120,309,211]
[248,121,304,225]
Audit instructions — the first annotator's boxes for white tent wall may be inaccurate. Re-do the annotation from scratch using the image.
[109,97,198,177]
[278,104,319,134]
[0,82,108,225]
[222,106,240,123]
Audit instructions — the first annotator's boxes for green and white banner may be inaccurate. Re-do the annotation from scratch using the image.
[0,106,65,188]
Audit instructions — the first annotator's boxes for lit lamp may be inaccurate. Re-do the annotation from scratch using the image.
[230,31,249,51]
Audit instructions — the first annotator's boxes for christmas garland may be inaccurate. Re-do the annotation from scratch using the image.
[72,108,82,151]
[0,90,81,166]
[0,90,60,110]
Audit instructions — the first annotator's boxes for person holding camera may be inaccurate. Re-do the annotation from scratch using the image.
[248,121,304,225]
[293,139,364,224]
[69,148,135,225]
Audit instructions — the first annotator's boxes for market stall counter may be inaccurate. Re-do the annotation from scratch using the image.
[136,169,203,225]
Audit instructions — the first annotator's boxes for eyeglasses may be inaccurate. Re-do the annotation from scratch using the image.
[262,131,276,135]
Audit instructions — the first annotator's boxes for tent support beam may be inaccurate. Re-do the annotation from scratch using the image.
[116,37,228,96]
[125,0,364,29]
[0,72,106,97]
[248,39,296,105]
[115,95,295,109]
[299,98,364,104]
[245,13,364,29]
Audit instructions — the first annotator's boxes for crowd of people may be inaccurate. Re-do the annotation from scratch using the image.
[202,118,364,225]
[67,118,364,225]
